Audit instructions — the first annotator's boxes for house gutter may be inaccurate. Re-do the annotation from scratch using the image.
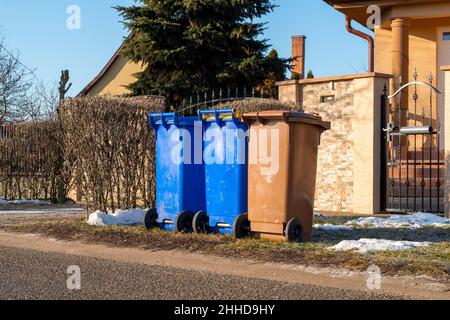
[345,16,374,72]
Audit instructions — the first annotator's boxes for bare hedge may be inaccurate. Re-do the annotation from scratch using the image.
[60,95,166,212]
[0,96,299,211]
[0,120,68,200]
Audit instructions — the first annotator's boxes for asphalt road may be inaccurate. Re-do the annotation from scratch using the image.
[0,246,407,300]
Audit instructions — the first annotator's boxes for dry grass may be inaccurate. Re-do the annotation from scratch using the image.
[2,219,449,279]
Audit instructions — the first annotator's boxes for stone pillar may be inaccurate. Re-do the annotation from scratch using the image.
[442,66,450,218]
[391,18,410,129]
[276,80,302,107]
[352,75,391,214]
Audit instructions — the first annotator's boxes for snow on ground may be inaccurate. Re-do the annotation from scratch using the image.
[314,213,450,230]
[329,238,433,253]
[0,208,84,215]
[313,224,353,231]
[87,209,145,227]
[0,199,51,205]
[347,213,449,229]
[8,199,52,205]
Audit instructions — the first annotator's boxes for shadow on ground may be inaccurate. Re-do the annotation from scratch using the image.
[312,215,450,244]
[313,227,449,244]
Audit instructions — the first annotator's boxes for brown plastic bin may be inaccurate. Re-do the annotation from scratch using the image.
[242,111,330,242]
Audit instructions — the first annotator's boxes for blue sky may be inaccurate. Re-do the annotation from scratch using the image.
[0,0,371,96]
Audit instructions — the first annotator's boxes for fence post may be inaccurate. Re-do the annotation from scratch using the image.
[442,66,450,218]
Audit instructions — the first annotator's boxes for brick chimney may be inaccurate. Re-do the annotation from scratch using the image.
[291,35,306,79]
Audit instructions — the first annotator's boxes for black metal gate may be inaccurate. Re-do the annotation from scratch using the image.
[382,72,445,213]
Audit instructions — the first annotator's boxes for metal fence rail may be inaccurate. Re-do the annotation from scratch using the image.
[176,86,277,115]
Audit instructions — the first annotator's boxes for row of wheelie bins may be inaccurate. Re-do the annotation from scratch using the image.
[145,109,330,242]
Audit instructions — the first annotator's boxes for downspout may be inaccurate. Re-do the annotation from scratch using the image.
[345,16,374,72]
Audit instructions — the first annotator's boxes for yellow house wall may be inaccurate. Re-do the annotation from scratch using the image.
[86,55,144,96]
[375,18,450,83]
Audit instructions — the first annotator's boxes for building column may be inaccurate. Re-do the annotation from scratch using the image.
[391,18,410,129]
[442,66,450,218]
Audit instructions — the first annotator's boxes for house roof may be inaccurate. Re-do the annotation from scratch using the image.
[324,0,450,25]
[325,0,448,5]
[324,0,365,4]
[78,43,125,96]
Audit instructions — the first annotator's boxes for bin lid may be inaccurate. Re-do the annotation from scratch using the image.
[242,111,330,131]
[149,113,200,128]
[199,109,241,123]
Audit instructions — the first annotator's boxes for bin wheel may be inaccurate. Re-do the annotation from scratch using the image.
[233,213,251,239]
[175,211,194,233]
[285,218,304,243]
[193,211,209,234]
[144,208,159,230]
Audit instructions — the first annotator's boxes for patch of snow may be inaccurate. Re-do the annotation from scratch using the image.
[346,213,450,229]
[0,208,84,215]
[87,209,145,227]
[8,199,51,205]
[329,238,433,254]
[313,224,353,231]
[313,212,324,217]
[0,198,51,205]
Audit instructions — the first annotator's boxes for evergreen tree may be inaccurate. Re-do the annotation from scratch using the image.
[262,49,289,97]
[116,0,289,105]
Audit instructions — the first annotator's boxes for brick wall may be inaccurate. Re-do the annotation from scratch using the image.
[292,35,306,79]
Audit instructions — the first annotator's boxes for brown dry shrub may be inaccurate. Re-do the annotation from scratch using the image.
[0,120,67,200]
[60,95,167,212]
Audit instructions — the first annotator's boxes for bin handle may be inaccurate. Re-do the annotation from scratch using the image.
[255,113,266,125]
[149,112,179,127]
[251,111,290,125]
[199,109,239,122]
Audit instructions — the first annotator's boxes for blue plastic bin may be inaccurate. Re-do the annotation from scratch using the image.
[194,109,249,236]
[145,113,205,232]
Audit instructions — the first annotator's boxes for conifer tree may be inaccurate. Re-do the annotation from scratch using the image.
[116,0,289,104]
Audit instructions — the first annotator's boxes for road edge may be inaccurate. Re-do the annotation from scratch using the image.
[0,231,448,300]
